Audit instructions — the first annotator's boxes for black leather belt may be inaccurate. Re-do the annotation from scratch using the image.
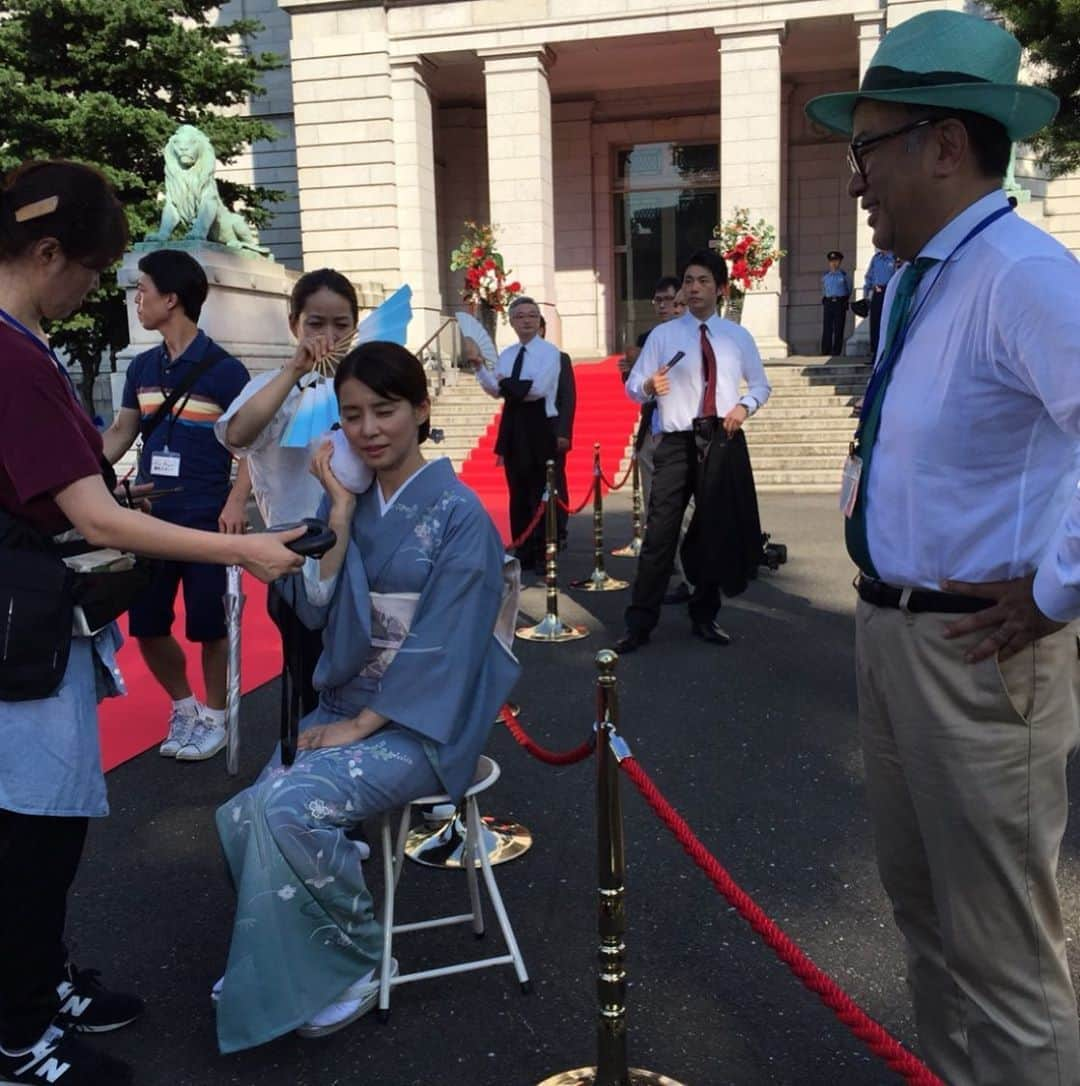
[855,575,993,615]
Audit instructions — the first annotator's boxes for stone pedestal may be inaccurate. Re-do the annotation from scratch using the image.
[112,242,300,410]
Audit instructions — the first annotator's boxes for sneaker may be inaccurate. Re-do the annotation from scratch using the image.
[158,707,198,757]
[210,976,223,1006]
[0,1025,133,1084]
[295,959,399,1039]
[175,717,226,761]
[56,964,144,1034]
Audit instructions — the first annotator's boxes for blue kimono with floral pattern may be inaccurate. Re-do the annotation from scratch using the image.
[214,458,520,1053]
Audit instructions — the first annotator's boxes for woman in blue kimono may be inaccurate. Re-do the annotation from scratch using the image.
[214,341,520,1053]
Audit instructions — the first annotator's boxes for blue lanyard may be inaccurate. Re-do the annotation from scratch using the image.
[0,305,79,401]
[856,204,1013,444]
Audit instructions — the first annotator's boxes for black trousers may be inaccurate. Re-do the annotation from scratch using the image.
[869,289,886,359]
[505,457,547,565]
[821,297,849,356]
[0,810,87,1049]
[625,432,720,635]
[266,584,322,718]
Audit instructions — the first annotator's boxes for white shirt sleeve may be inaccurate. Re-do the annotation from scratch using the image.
[733,325,771,416]
[215,370,293,456]
[474,364,500,398]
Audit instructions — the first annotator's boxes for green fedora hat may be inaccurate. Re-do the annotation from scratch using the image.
[805,10,1058,142]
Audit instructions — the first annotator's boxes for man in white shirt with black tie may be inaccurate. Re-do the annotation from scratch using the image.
[807,11,1080,1085]
[473,295,561,571]
[616,248,770,652]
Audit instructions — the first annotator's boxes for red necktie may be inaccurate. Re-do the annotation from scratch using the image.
[699,323,717,418]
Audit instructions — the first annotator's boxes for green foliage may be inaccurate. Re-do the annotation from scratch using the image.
[985,0,1080,176]
[0,0,285,409]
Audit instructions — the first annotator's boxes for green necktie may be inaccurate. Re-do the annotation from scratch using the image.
[845,256,939,576]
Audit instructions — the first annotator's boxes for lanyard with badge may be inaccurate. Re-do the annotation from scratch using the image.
[840,204,1013,518]
[150,350,191,479]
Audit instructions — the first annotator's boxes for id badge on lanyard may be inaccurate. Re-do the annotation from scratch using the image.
[150,448,181,478]
[840,448,861,518]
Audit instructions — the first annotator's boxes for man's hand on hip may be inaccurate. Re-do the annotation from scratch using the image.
[941,573,1065,663]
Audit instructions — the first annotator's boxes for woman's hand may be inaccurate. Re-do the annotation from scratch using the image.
[287,334,334,379]
[310,439,355,512]
[297,710,386,751]
[234,527,306,582]
[297,719,363,751]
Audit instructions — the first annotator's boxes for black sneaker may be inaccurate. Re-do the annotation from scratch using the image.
[55,965,144,1034]
[0,1025,132,1084]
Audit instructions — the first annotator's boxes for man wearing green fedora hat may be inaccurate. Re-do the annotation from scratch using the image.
[807,10,1080,1086]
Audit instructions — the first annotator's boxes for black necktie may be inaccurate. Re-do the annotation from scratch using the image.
[510,346,526,381]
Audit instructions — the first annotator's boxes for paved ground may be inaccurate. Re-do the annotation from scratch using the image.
[69,491,1080,1085]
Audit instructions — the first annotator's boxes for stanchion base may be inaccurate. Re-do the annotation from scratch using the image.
[516,614,590,642]
[495,703,521,723]
[538,1069,686,1085]
[570,569,629,592]
[611,539,642,558]
[405,813,533,868]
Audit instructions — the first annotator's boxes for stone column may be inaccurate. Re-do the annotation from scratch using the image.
[718,24,788,357]
[848,12,885,356]
[390,55,444,347]
[480,46,560,343]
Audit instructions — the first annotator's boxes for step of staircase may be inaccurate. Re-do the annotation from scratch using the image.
[429,378,500,470]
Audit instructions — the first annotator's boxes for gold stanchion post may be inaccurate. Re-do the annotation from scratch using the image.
[537,651,686,1086]
[517,460,589,642]
[611,452,643,559]
[571,444,628,592]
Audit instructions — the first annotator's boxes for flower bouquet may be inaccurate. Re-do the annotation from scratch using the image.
[711,208,785,323]
[450,221,522,335]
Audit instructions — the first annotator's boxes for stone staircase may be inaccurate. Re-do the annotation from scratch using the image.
[429,358,872,493]
[428,375,500,471]
[746,357,871,492]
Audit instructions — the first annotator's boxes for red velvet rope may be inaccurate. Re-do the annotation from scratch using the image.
[618,756,945,1086]
[599,460,634,492]
[506,499,548,550]
[497,705,596,766]
[555,488,594,515]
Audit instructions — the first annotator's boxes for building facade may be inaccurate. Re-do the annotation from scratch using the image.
[219,0,1080,357]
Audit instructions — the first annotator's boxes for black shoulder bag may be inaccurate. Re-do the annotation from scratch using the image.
[138,340,230,444]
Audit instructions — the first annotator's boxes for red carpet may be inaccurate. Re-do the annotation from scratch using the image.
[459,356,641,541]
[98,575,281,771]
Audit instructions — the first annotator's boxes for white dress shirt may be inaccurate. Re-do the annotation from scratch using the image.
[866,189,1080,621]
[476,336,560,418]
[625,311,770,432]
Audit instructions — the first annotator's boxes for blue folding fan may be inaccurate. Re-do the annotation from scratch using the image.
[280,285,414,448]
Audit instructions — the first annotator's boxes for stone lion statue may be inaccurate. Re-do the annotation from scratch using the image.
[147,124,270,256]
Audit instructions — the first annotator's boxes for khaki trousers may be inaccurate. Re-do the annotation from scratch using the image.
[856,599,1080,1086]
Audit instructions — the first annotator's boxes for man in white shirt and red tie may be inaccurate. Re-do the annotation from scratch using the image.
[616,248,771,653]
[807,11,1080,1086]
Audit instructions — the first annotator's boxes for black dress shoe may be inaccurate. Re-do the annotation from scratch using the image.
[614,631,649,654]
[691,621,732,646]
[663,582,692,605]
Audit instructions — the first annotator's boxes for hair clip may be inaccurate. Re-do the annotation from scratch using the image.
[13,195,59,222]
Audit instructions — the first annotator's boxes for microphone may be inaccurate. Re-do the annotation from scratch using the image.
[663,350,686,370]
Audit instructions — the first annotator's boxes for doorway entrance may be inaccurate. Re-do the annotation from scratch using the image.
[613,141,720,350]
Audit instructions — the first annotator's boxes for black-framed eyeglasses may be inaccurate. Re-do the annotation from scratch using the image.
[847,118,935,180]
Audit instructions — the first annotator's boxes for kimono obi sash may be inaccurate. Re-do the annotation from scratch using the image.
[358,591,421,682]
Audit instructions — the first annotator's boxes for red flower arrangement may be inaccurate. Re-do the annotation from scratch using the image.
[711,208,784,301]
[449,221,522,317]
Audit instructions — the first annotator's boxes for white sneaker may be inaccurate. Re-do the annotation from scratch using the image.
[175,717,226,761]
[159,708,198,757]
[210,975,223,1005]
[295,959,399,1039]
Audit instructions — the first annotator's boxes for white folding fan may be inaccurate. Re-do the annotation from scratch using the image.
[455,309,498,369]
